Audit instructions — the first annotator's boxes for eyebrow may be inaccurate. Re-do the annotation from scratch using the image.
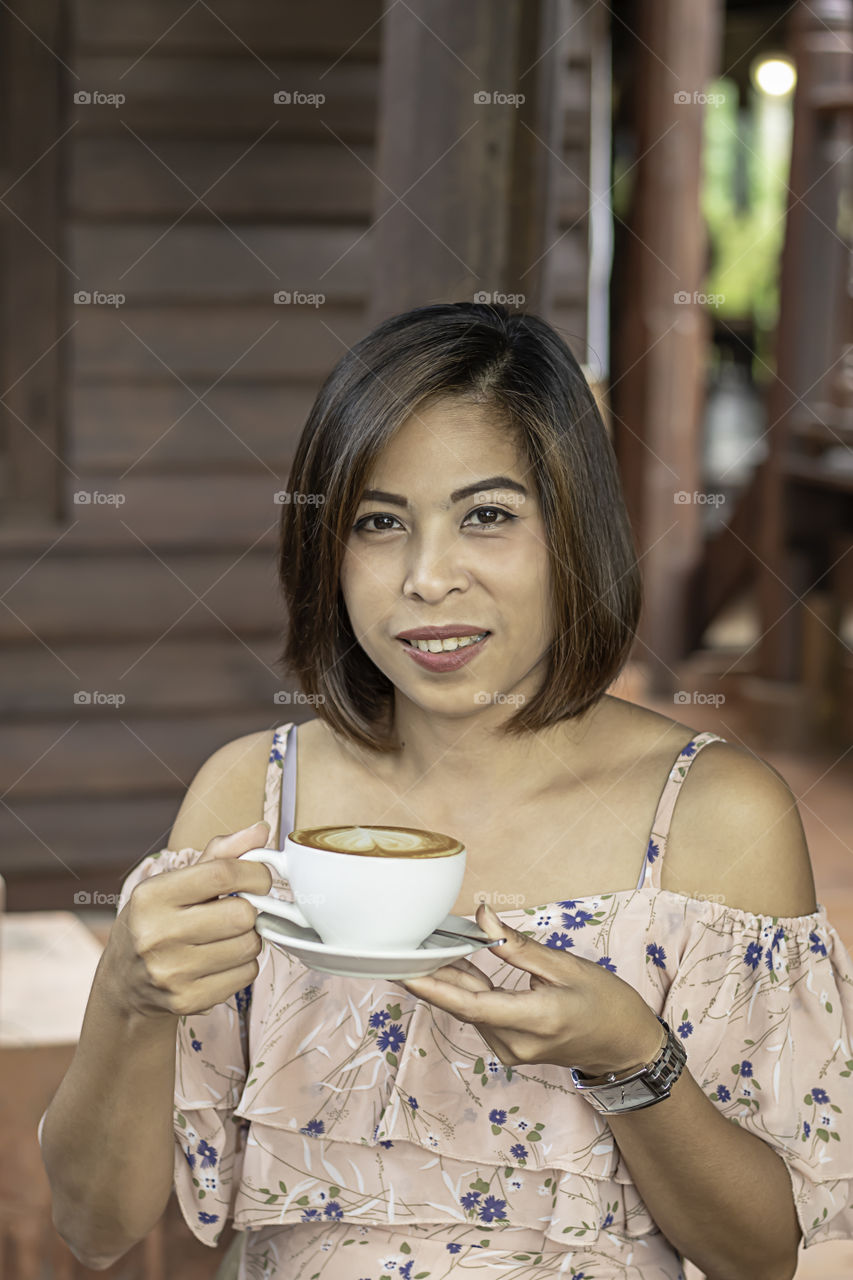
[358,476,528,509]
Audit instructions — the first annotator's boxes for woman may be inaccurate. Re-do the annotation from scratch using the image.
[40,303,853,1278]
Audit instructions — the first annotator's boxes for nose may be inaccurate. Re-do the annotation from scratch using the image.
[401,527,470,601]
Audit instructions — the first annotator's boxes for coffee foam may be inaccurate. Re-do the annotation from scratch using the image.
[290,824,463,858]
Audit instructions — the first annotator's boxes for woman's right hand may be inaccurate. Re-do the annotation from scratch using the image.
[103,820,275,1020]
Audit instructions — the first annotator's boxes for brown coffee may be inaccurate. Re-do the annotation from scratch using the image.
[289,824,463,858]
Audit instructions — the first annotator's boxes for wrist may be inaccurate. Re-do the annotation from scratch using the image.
[578,1006,666,1078]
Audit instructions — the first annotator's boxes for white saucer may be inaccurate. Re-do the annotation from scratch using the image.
[254,911,502,978]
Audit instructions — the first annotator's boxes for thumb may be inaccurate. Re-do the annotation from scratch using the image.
[475,901,565,983]
[198,819,270,862]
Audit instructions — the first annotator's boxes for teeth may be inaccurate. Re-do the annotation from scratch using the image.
[408,632,487,652]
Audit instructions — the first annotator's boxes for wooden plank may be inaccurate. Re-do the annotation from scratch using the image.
[70,56,378,139]
[0,714,286,801]
[70,138,374,219]
[2,637,293,717]
[0,795,182,880]
[69,227,371,300]
[61,473,290,545]
[71,304,367,380]
[73,0,383,55]
[0,550,284,640]
[70,383,317,470]
[0,0,64,526]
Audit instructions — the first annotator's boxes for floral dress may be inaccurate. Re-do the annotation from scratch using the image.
[53,723,853,1279]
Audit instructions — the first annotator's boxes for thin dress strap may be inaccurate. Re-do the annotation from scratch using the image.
[636,730,727,892]
[279,721,298,848]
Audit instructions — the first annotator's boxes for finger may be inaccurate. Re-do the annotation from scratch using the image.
[197,821,270,863]
[409,963,492,994]
[165,848,274,908]
[178,895,261,944]
[185,930,262,980]
[402,977,542,1030]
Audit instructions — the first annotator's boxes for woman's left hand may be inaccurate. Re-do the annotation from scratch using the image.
[400,902,664,1075]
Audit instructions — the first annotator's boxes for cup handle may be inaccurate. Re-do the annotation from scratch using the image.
[236,847,312,931]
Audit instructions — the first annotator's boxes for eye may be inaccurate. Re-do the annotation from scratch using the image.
[353,506,517,534]
[464,506,516,528]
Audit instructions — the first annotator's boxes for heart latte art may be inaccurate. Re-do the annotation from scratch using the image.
[290,824,463,858]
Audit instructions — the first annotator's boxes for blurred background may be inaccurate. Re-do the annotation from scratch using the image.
[0,0,851,1275]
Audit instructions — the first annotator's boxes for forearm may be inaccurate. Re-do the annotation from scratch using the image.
[40,942,179,1267]
[605,1055,801,1280]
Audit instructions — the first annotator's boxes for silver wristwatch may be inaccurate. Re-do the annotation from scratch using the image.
[569,1015,687,1113]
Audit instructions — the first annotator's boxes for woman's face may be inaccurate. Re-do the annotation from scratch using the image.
[339,397,555,717]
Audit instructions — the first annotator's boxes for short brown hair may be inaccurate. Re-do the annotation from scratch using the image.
[277,301,641,752]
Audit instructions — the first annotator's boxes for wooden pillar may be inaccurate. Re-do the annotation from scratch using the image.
[0,0,65,528]
[611,0,723,697]
[758,0,853,681]
[367,0,564,324]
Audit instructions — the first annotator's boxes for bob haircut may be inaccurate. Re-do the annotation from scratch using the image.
[277,301,642,753]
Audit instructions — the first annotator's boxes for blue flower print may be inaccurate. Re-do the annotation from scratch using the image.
[601,1212,614,1228]
[561,907,594,930]
[646,837,660,865]
[399,1260,414,1280]
[270,740,285,766]
[765,949,775,973]
[489,1108,507,1125]
[809,932,827,957]
[447,1243,462,1253]
[557,900,580,909]
[301,1208,321,1221]
[235,985,252,1014]
[479,1194,508,1222]
[811,1087,830,1105]
[379,1140,393,1148]
[803,1121,811,1138]
[183,1147,196,1170]
[678,1020,693,1038]
[545,932,574,950]
[646,943,667,969]
[369,1010,390,1028]
[597,956,617,971]
[323,1201,344,1219]
[460,1191,481,1211]
[740,1061,753,1077]
[681,740,697,757]
[198,1211,219,1224]
[716,1084,731,1102]
[377,1023,406,1053]
[510,1143,528,1160]
[191,1039,202,1052]
[744,942,763,970]
[197,1139,217,1168]
[771,926,785,950]
[408,1096,418,1110]
[300,1119,325,1136]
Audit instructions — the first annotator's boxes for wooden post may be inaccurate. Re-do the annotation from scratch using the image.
[758,0,853,681]
[367,0,564,324]
[0,0,65,528]
[611,0,723,696]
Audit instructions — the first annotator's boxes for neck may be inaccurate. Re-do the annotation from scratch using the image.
[346,692,611,804]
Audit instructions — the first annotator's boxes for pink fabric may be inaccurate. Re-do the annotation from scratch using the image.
[106,722,853,1278]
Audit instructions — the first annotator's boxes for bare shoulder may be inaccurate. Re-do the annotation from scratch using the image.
[663,735,818,917]
[168,727,277,853]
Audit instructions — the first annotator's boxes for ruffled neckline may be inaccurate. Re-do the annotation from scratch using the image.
[456,885,828,928]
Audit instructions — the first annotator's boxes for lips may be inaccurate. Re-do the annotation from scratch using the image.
[396,625,491,642]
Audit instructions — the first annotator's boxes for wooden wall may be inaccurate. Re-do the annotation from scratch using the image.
[0,0,598,909]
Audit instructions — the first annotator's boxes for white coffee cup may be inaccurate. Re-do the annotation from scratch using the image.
[237,824,466,951]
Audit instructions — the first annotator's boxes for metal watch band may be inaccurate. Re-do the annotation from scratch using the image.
[569,1015,687,1114]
